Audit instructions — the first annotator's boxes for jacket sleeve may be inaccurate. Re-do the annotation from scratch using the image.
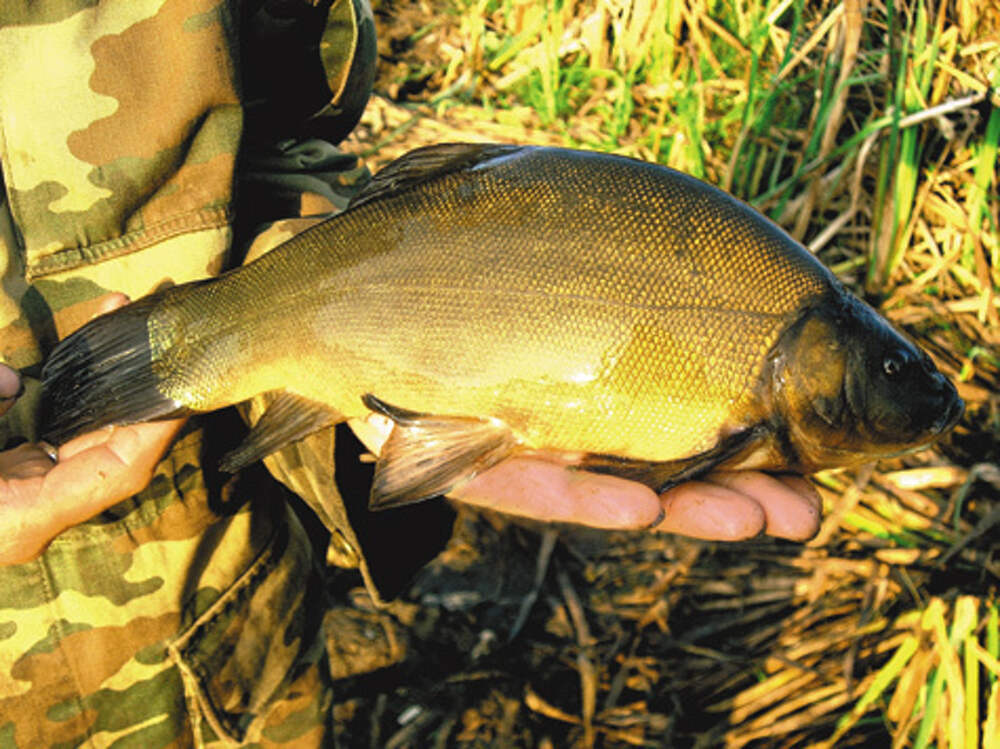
[250,415,456,605]
[0,0,364,434]
[241,0,378,144]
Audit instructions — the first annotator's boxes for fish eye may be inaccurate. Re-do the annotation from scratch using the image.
[882,350,913,377]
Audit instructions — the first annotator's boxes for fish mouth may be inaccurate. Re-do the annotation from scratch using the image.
[932,394,964,435]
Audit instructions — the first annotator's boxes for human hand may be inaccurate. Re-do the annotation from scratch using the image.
[452,458,821,541]
[350,415,822,542]
[0,296,185,565]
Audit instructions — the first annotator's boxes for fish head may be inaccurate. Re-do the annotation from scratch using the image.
[839,297,964,452]
[770,293,963,471]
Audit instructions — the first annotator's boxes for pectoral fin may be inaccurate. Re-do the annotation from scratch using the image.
[362,394,517,510]
[579,426,768,492]
[220,391,341,473]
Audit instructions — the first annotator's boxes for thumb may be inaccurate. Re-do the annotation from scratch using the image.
[0,292,129,422]
[0,365,21,418]
[92,292,130,317]
[0,419,184,566]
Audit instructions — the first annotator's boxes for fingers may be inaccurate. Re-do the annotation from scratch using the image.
[0,365,21,417]
[651,471,821,540]
[56,425,121,460]
[451,455,664,529]
[652,480,767,540]
[0,292,129,422]
[704,471,822,541]
[93,291,130,317]
[0,291,161,566]
[359,411,822,540]
[0,419,184,566]
[50,419,185,527]
[0,364,20,400]
[452,456,822,542]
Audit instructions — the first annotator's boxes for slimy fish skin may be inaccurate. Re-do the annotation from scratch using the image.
[41,144,964,509]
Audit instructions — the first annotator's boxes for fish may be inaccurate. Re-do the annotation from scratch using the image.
[40,143,964,510]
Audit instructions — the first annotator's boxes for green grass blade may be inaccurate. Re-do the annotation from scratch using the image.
[965,632,980,749]
[966,103,1000,261]
[827,634,919,745]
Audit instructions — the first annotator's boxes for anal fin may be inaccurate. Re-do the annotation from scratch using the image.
[363,393,517,510]
[220,391,341,473]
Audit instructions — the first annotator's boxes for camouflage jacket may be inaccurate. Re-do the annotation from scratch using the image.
[0,2,448,746]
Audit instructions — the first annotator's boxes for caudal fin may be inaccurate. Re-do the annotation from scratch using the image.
[40,295,189,445]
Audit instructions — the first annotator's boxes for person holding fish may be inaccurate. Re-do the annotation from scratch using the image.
[0,1,959,746]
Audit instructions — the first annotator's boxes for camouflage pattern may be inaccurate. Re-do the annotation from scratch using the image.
[0,1,407,745]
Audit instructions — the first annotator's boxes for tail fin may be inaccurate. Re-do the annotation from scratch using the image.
[40,294,189,445]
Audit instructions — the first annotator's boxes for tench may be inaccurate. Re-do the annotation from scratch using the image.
[40,143,963,509]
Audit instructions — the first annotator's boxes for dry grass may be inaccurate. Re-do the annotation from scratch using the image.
[335,1,1000,745]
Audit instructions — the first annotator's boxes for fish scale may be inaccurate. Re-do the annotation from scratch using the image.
[41,143,962,509]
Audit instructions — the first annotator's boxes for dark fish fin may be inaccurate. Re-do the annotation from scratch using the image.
[40,295,189,445]
[349,143,526,210]
[219,391,341,473]
[362,393,517,511]
[579,427,768,492]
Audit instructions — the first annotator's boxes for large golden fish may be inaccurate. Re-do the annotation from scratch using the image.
[41,144,963,509]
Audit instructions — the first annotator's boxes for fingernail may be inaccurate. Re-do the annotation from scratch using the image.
[644,504,666,531]
[38,441,58,462]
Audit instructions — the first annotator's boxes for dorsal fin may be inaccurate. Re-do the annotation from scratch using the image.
[349,143,526,210]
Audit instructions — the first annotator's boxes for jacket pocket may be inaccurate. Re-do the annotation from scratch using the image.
[168,512,326,745]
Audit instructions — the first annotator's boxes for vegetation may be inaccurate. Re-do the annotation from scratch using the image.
[340,1,1000,745]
